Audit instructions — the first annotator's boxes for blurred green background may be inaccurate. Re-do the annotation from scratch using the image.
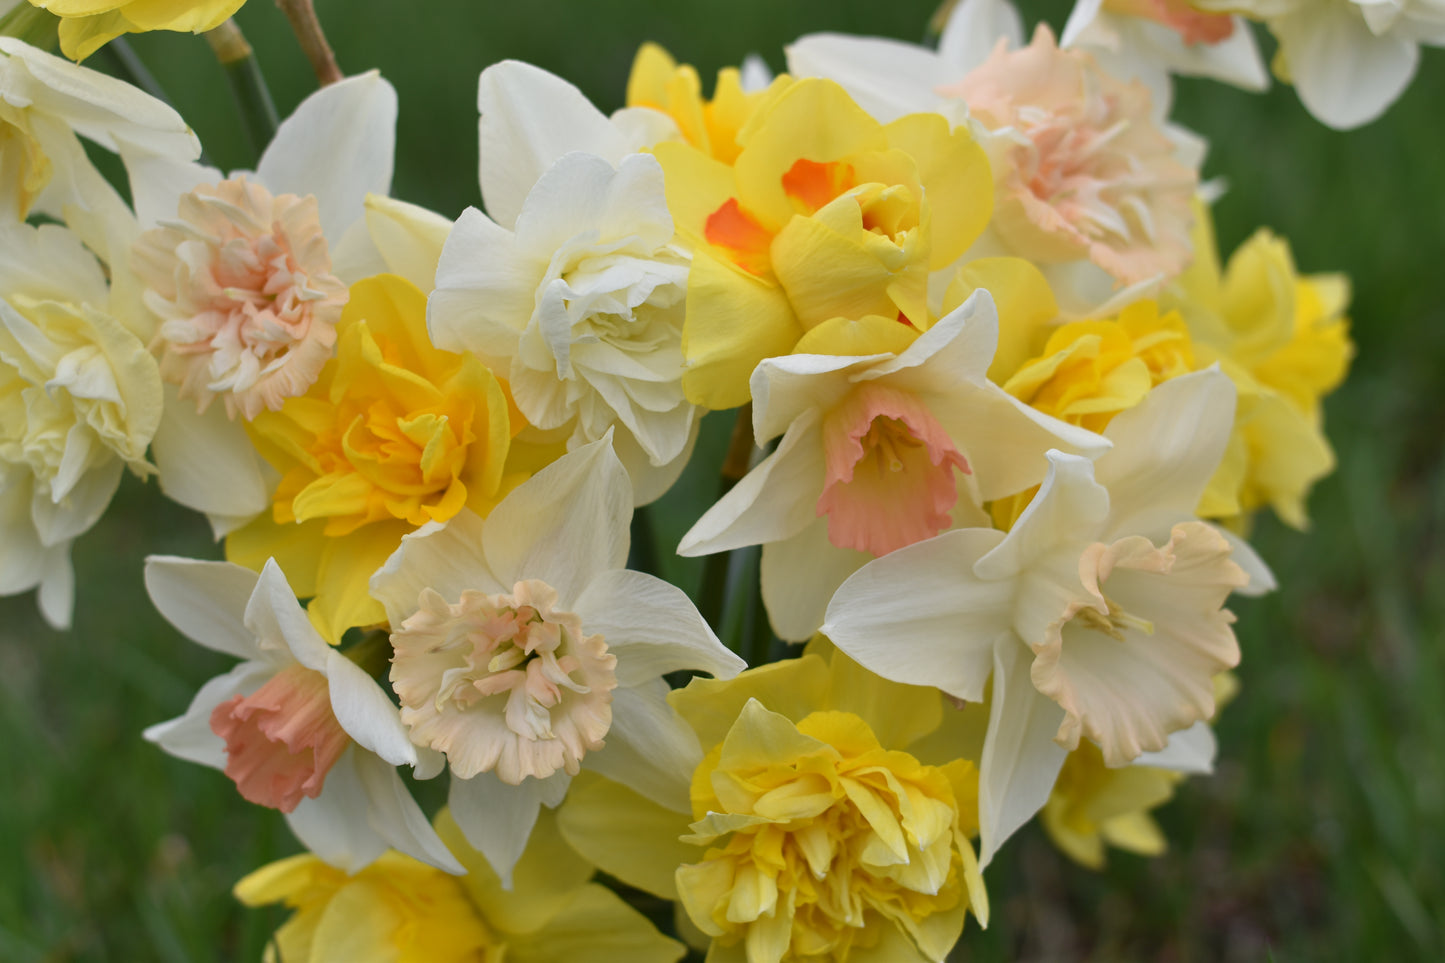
[3,0,1443,959]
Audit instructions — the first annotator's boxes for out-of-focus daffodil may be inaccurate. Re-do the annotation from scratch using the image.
[27,0,247,61]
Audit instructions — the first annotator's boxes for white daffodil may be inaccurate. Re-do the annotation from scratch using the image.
[822,369,1275,864]
[1195,0,1445,128]
[0,220,162,628]
[0,37,198,248]
[679,291,1106,642]
[143,555,462,875]
[1060,0,1268,110]
[430,61,696,505]
[369,435,744,884]
[119,72,398,537]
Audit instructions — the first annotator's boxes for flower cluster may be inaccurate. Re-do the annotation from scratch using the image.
[1,0,1376,959]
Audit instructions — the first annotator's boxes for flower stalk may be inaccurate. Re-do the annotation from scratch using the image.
[275,0,342,86]
[205,19,277,161]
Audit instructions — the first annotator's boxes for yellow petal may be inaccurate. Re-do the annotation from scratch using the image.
[882,112,993,268]
[680,251,800,410]
[944,257,1059,383]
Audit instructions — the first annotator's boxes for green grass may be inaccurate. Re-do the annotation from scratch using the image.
[2,0,1443,959]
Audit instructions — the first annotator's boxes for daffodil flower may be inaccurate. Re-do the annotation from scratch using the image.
[143,556,462,874]
[120,72,400,539]
[369,435,744,883]
[823,369,1274,863]
[679,291,1105,641]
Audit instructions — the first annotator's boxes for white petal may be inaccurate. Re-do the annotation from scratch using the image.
[476,61,631,229]
[585,679,701,814]
[324,651,416,767]
[1212,524,1276,597]
[610,411,699,508]
[760,516,869,643]
[1134,720,1216,774]
[285,747,388,873]
[678,408,825,557]
[257,71,398,240]
[1274,5,1419,129]
[369,510,501,627]
[978,641,1068,866]
[143,661,271,769]
[428,205,537,362]
[118,145,221,231]
[572,569,743,687]
[360,193,454,292]
[151,385,269,526]
[513,151,673,257]
[751,353,876,443]
[352,751,465,873]
[450,768,571,887]
[785,33,947,122]
[1093,368,1236,541]
[939,0,1025,74]
[482,435,632,605]
[975,451,1108,581]
[144,556,261,661]
[822,528,1011,702]
[246,558,328,670]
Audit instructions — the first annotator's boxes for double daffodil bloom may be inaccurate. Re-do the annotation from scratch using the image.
[557,644,989,963]
[26,0,248,61]
[227,273,521,642]
[656,77,992,409]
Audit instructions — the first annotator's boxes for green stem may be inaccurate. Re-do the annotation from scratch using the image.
[206,20,278,163]
[0,5,59,51]
[275,0,343,86]
[628,504,659,576]
[697,405,757,638]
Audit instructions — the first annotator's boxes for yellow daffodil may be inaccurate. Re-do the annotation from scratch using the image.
[1041,740,1181,869]
[558,645,988,963]
[1171,205,1353,526]
[626,42,777,164]
[235,808,685,963]
[226,273,523,642]
[27,0,247,61]
[656,77,992,409]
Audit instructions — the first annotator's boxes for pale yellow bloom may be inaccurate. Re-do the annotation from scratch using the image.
[1041,739,1180,869]
[27,0,248,61]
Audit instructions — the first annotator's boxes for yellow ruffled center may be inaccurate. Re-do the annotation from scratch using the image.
[676,703,983,963]
[389,579,618,783]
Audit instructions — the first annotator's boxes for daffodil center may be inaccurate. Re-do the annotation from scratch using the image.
[390,579,619,783]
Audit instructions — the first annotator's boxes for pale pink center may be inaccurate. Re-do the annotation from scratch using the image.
[816,383,969,556]
[389,580,618,784]
[209,664,349,813]
[132,176,348,420]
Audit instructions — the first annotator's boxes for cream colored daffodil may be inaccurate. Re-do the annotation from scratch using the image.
[120,72,400,538]
[823,369,1274,863]
[237,807,686,963]
[0,220,161,628]
[557,644,989,963]
[368,436,744,884]
[143,555,463,875]
[1194,0,1445,128]
[26,0,247,61]
[679,290,1105,641]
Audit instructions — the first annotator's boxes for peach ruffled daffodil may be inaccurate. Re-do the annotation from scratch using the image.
[142,555,463,875]
[556,644,989,963]
[655,76,993,409]
[227,272,521,643]
[25,0,247,61]
[368,436,744,884]
[236,807,686,963]
[0,220,162,628]
[1171,206,1353,526]
[122,72,400,537]
[823,369,1274,863]
[679,290,1105,641]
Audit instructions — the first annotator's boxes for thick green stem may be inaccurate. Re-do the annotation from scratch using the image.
[206,20,278,162]
[697,405,757,641]
[103,38,172,108]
